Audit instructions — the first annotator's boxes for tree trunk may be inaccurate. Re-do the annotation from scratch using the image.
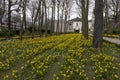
[38,1,42,37]
[41,2,44,36]
[93,0,104,48]
[45,3,48,36]
[53,2,55,35]
[23,0,27,29]
[8,0,11,31]
[104,0,109,32]
[56,2,60,35]
[64,10,68,33]
[32,0,41,39]
[50,6,54,35]
[61,8,64,34]
[81,0,89,39]
[20,18,23,40]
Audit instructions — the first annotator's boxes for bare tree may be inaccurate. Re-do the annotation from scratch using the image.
[109,0,120,23]
[23,0,28,30]
[0,0,5,26]
[32,0,41,39]
[8,0,12,30]
[8,0,21,31]
[64,0,72,33]
[60,0,65,34]
[104,0,109,32]
[44,0,48,36]
[50,0,56,35]
[76,0,89,39]
[56,0,60,35]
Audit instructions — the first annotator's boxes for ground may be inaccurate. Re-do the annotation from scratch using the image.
[0,34,120,80]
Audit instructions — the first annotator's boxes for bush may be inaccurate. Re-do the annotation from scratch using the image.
[0,27,14,37]
[112,28,120,34]
[27,26,38,33]
[27,26,32,33]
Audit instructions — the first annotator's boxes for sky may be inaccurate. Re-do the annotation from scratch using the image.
[8,0,94,21]
[70,0,94,20]
[25,0,94,21]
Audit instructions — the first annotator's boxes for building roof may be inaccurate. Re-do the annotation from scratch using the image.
[69,17,82,22]
[69,17,92,22]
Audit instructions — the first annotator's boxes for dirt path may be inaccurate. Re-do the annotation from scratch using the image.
[44,54,64,80]
[103,37,120,45]
[83,52,95,80]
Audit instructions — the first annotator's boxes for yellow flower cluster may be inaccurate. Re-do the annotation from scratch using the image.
[53,35,88,80]
[0,34,120,80]
[0,61,4,69]
[104,34,118,38]
[90,53,120,80]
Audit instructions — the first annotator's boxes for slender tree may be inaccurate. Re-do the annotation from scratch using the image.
[32,0,41,39]
[104,0,109,32]
[60,0,65,34]
[44,0,48,36]
[76,0,89,39]
[50,0,56,35]
[56,0,60,35]
[8,0,12,30]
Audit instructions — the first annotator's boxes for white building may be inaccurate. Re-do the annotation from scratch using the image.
[68,17,93,33]
[54,17,93,33]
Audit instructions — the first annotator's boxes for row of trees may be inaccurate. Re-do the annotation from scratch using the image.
[75,0,120,48]
[75,0,103,48]
[93,0,120,48]
[0,0,73,39]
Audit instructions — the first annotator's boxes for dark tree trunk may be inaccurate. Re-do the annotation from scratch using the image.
[23,0,27,30]
[8,0,11,31]
[104,0,110,32]
[38,1,42,36]
[56,1,60,35]
[20,17,23,40]
[50,6,54,35]
[41,2,44,36]
[43,0,48,36]
[93,0,104,48]
[64,11,68,33]
[53,3,55,35]
[32,0,41,39]
[61,8,64,34]
[81,0,89,39]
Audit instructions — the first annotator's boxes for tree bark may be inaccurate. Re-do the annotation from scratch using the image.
[93,0,104,48]
[32,0,41,39]
[44,1,48,36]
[8,0,11,31]
[41,1,44,36]
[56,0,60,35]
[23,0,27,30]
[38,1,42,37]
[104,0,110,32]
[50,5,54,35]
[81,0,89,39]
[61,8,64,34]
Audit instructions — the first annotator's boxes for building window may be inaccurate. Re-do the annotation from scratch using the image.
[76,23,78,26]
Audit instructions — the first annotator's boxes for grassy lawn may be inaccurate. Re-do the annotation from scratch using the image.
[0,34,120,80]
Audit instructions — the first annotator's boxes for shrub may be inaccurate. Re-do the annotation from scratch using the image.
[0,27,14,37]
[112,28,120,34]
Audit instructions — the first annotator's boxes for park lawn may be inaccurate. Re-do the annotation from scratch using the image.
[0,34,120,80]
